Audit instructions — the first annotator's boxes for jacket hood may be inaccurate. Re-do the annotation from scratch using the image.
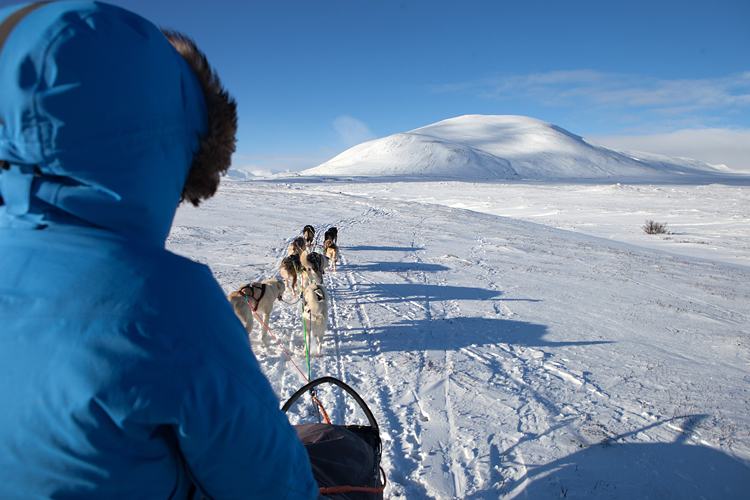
[0,1,221,246]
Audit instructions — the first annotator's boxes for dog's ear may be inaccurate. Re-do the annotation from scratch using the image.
[162,29,237,206]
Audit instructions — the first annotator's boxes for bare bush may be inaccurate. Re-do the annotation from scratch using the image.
[643,220,670,235]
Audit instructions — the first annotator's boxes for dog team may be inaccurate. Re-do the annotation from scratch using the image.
[228,225,339,356]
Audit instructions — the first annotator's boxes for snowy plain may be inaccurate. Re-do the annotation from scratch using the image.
[168,116,750,499]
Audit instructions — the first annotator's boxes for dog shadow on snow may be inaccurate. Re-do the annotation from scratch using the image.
[344,262,450,274]
[335,283,611,352]
[356,316,611,354]
[345,245,424,252]
[349,282,501,302]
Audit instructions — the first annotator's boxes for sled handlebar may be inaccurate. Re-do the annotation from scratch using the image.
[281,376,379,433]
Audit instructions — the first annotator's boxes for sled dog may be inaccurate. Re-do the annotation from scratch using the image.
[323,227,338,246]
[324,240,339,272]
[300,249,326,284]
[228,279,285,347]
[302,225,315,247]
[288,236,306,256]
[280,254,301,291]
[227,289,254,338]
[302,283,328,356]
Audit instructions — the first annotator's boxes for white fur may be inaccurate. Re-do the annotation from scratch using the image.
[228,291,253,337]
[228,279,285,348]
[302,284,328,356]
[254,278,285,347]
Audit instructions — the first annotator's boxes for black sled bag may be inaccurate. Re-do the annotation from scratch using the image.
[283,377,385,500]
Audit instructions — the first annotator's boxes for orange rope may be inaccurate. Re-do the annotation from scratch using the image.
[310,394,332,424]
[318,467,387,496]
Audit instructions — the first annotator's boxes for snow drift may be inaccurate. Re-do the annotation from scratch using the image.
[301,115,726,181]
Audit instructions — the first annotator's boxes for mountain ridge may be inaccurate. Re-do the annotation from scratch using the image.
[299,115,729,181]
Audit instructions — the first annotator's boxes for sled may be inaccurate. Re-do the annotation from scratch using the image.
[282,377,386,500]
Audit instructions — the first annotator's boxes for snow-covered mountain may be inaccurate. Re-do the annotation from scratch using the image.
[300,115,726,181]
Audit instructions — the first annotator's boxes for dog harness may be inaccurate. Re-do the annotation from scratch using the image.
[241,283,266,309]
[300,287,325,306]
[285,255,301,268]
[306,253,325,274]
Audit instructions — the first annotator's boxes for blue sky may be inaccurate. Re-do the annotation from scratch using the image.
[8,0,750,172]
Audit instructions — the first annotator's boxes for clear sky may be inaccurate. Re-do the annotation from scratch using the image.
[5,0,749,173]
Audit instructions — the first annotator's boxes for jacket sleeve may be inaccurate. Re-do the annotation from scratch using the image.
[171,337,319,500]
[161,284,319,500]
[138,255,317,500]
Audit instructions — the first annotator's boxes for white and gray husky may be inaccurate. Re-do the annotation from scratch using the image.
[302,283,328,356]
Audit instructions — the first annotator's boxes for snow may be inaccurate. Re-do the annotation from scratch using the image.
[300,115,735,182]
[172,116,750,498]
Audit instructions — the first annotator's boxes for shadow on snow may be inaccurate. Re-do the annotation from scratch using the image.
[345,245,424,252]
[343,262,450,274]
[488,416,750,500]
[348,282,500,302]
[346,316,611,353]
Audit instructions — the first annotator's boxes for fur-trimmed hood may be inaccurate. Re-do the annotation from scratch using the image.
[0,1,236,246]
[163,29,237,206]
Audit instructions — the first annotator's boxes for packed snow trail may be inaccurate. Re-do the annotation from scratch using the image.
[168,180,750,499]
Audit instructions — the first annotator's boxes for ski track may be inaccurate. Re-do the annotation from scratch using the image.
[167,181,750,499]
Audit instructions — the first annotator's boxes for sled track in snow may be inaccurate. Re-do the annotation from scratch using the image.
[168,182,750,500]
[267,206,571,498]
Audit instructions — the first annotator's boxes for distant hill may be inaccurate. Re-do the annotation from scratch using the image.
[299,115,727,181]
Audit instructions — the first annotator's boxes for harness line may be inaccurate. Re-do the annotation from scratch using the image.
[310,393,331,425]
[302,285,332,423]
[242,292,329,420]
[302,311,310,381]
[243,294,309,384]
[299,290,323,422]
[300,266,314,289]
[287,231,388,495]
[280,296,300,305]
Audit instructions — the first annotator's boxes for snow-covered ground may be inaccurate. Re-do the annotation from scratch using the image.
[168,116,749,498]
[168,178,748,499]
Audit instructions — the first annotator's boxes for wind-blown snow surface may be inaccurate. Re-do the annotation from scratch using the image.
[168,176,749,499]
[300,115,731,182]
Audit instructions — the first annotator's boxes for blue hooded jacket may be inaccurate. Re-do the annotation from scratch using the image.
[0,2,318,498]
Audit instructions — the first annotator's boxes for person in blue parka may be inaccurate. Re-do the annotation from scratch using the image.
[0,2,319,499]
